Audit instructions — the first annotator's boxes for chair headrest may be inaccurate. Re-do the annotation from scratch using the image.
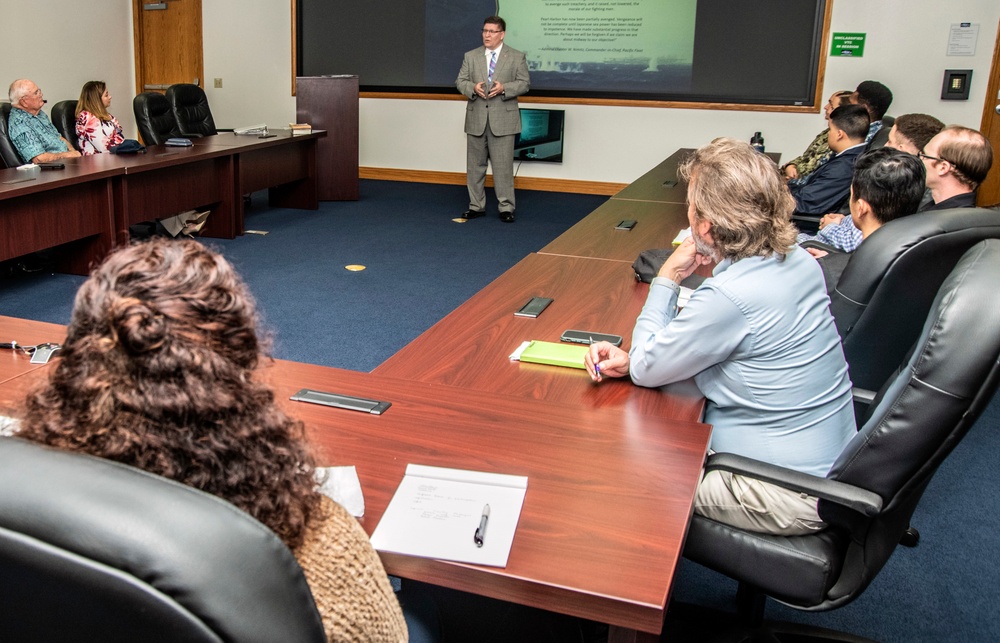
[0,437,325,641]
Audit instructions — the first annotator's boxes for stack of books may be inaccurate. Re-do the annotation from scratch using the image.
[289,123,312,135]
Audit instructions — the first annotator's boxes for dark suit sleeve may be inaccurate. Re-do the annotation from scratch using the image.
[789,152,856,215]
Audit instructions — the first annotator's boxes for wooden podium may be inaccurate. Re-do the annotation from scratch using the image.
[296,76,359,201]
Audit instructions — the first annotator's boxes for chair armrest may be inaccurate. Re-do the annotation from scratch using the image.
[799,240,843,254]
[704,452,883,517]
[792,214,821,235]
[852,387,876,407]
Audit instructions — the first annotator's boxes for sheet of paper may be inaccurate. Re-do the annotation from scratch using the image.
[370,464,527,567]
[315,465,365,517]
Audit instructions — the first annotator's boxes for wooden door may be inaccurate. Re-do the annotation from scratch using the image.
[132,0,204,94]
[978,19,1000,207]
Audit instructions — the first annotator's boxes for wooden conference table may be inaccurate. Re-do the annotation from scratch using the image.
[0,314,712,643]
[611,148,782,205]
[540,198,690,263]
[0,130,323,272]
[0,148,742,640]
[0,157,119,275]
[374,252,705,419]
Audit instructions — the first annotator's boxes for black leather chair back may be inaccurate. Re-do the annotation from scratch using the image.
[0,102,25,167]
[831,207,1000,391]
[683,240,1000,613]
[822,238,1000,603]
[133,92,181,146]
[167,83,217,137]
[49,100,80,153]
[0,438,326,642]
[866,115,893,151]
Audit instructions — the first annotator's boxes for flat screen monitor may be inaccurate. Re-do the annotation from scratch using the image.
[513,109,564,163]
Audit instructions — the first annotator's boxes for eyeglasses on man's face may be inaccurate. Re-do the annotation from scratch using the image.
[482,29,503,34]
[918,151,948,164]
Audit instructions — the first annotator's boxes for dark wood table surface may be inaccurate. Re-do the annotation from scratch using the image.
[540,199,690,263]
[0,132,324,273]
[0,315,712,640]
[0,148,729,640]
[114,130,324,240]
[0,159,121,274]
[263,360,711,641]
[374,253,705,420]
[611,150,693,204]
[611,148,781,204]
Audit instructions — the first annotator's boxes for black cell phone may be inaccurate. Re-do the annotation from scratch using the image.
[515,296,553,318]
[290,388,391,415]
[258,133,277,139]
[37,162,65,170]
[561,330,623,347]
[615,219,637,231]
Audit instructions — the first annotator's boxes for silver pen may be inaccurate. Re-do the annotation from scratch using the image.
[474,504,490,547]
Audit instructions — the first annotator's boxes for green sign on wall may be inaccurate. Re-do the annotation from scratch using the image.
[831,33,866,57]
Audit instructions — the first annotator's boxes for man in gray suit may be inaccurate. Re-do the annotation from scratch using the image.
[456,16,531,222]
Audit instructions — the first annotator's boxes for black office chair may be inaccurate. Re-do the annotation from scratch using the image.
[672,239,1000,642]
[0,437,326,642]
[49,99,80,153]
[167,83,218,137]
[866,115,894,151]
[0,102,25,167]
[133,91,182,146]
[830,207,1000,393]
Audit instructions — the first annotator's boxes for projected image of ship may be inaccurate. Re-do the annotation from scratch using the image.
[527,55,691,92]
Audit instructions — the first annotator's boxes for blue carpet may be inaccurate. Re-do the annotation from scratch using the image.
[0,180,606,372]
[2,179,998,642]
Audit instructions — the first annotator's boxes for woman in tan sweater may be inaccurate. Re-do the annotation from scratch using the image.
[17,238,407,642]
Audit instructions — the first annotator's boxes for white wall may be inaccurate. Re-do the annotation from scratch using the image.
[0,0,135,136]
[337,1,1000,185]
[201,1,297,130]
[6,1,998,186]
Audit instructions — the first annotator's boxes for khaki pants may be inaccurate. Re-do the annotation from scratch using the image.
[694,469,826,536]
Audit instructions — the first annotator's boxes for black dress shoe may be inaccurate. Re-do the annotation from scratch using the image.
[462,209,485,219]
[500,211,516,223]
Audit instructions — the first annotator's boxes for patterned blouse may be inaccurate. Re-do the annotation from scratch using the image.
[75,111,125,155]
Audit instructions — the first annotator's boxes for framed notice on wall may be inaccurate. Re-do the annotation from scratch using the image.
[830,33,866,58]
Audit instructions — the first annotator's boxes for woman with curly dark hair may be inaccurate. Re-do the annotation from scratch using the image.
[17,238,408,642]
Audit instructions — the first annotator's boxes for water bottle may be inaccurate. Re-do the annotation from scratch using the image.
[750,131,765,153]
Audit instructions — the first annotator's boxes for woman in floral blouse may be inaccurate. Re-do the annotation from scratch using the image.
[74,80,124,155]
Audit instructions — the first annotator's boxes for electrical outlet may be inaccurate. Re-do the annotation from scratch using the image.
[214,78,223,88]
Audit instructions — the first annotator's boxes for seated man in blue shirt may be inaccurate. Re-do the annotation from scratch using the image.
[7,79,81,164]
[789,104,870,218]
[585,138,855,536]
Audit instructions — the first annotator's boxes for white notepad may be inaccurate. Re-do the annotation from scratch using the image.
[370,464,528,568]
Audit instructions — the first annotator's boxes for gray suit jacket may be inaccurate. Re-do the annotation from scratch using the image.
[456,45,530,137]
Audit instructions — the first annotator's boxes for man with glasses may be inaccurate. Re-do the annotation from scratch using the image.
[7,79,81,163]
[456,16,530,223]
[917,126,993,211]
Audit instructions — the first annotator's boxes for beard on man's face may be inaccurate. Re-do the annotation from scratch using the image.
[691,226,720,262]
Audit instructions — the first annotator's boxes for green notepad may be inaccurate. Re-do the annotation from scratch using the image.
[518,340,588,369]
